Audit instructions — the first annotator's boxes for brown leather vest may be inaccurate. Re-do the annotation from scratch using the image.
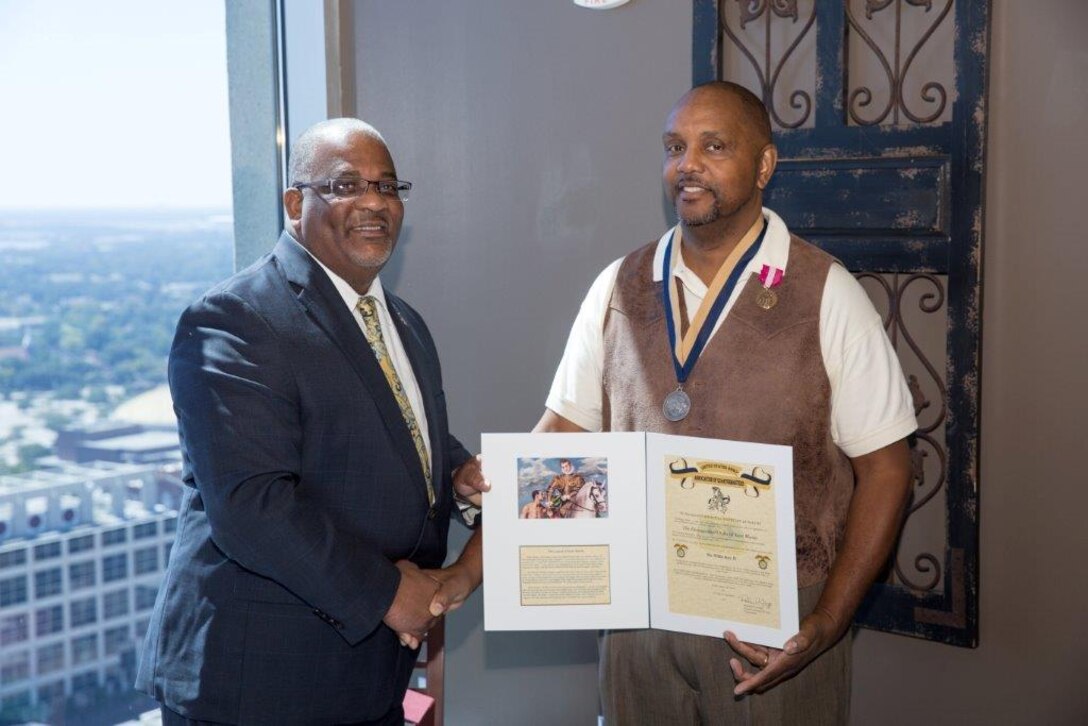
[602,236,855,587]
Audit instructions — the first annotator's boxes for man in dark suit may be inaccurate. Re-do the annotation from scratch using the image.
[136,118,487,725]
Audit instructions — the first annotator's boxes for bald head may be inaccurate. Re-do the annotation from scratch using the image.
[672,81,772,151]
[288,118,388,186]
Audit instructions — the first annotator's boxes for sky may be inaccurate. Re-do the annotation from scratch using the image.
[0,0,232,210]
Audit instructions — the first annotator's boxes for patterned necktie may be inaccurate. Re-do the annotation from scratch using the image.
[357,295,434,505]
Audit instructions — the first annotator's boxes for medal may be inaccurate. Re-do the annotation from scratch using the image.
[756,288,778,309]
[757,264,784,311]
[660,220,769,422]
[663,387,692,422]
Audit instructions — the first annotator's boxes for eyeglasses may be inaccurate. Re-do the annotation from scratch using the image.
[294,177,412,202]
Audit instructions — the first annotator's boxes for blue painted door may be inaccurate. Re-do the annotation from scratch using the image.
[694,0,989,647]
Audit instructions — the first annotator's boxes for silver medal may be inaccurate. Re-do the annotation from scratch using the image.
[662,388,691,422]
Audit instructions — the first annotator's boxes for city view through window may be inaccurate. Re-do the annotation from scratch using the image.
[0,3,234,723]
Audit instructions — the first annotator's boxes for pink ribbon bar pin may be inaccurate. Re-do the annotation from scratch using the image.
[759,264,784,289]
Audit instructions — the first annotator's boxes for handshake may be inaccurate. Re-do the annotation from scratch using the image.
[383,455,490,648]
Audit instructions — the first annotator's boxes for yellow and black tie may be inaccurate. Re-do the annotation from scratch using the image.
[357,295,434,505]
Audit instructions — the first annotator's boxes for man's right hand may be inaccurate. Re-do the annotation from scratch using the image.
[383,560,440,648]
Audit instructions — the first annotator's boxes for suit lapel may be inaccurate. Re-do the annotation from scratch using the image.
[273,233,431,502]
[387,295,442,493]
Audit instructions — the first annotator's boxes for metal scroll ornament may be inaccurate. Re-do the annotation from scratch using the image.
[857,271,947,592]
[846,0,953,125]
[721,0,815,129]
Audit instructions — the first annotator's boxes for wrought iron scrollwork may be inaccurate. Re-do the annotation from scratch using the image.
[846,0,952,125]
[721,0,815,129]
[857,272,947,592]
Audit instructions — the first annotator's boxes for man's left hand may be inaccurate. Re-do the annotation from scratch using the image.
[395,525,484,649]
[725,609,840,696]
[426,561,481,618]
[726,439,911,695]
[452,454,489,506]
[395,562,481,649]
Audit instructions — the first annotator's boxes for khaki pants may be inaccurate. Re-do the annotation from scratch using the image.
[600,583,851,725]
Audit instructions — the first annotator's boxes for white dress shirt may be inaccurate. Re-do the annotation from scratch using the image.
[303,247,432,464]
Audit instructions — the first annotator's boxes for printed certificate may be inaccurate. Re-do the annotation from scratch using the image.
[645,434,798,645]
[482,432,649,631]
[482,432,798,647]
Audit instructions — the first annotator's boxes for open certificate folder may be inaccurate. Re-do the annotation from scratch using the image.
[481,432,799,648]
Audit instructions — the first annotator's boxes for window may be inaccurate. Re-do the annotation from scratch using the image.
[68,535,95,554]
[69,560,96,590]
[70,596,97,627]
[135,585,158,611]
[0,690,31,714]
[103,552,128,582]
[72,670,99,694]
[134,546,158,575]
[36,642,65,675]
[0,2,237,715]
[0,650,30,685]
[0,575,27,607]
[0,613,28,646]
[133,521,158,539]
[104,624,131,655]
[135,618,151,639]
[103,588,130,620]
[35,605,64,636]
[71,633,99,665]
[164,541,173,566]
[37,680,65,704]
[33,541,62,561]
[34,567,63,599]
[0,549,27,570]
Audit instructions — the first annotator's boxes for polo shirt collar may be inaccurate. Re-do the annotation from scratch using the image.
[651,207,791,285]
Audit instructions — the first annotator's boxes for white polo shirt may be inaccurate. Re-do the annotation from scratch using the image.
[545,208,917,459]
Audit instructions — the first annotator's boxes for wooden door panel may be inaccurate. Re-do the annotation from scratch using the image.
[693,0,988,647]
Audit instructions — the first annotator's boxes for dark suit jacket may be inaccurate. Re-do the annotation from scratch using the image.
[136,233,472,724]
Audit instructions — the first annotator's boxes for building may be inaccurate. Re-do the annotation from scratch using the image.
[0,460,181,718]
[53,423,180,466]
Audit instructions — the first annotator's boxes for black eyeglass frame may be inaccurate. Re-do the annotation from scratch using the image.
[293,177,413,202]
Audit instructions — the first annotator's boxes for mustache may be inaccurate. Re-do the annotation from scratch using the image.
[675,175,717,189]
[346,212,390,226]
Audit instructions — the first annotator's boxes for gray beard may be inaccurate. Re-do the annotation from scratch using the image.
[677,198,721,227]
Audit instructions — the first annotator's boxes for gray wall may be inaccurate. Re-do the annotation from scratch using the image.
[352,2,689,723]
[347,1,1088,724]
[852,2,1088,724]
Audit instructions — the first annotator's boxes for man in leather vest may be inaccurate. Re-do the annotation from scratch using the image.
[535,83,916,724]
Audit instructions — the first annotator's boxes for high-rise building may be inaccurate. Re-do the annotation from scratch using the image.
[0,460,181,717]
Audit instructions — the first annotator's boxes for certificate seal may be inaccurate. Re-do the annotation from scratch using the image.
[663,388,691,422]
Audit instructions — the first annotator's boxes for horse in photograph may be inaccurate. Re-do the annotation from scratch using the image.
[567,480,607,518]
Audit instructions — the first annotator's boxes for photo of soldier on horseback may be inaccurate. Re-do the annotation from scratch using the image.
[517,456,609,520]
